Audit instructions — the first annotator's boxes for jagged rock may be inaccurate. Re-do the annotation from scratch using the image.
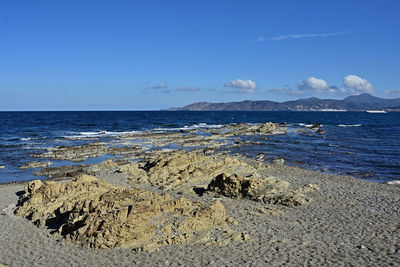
[316,129,325,134]
[220,122,286,136]
[207,173,266,199]
[19,161,53,169]
[119,151,259,192]
[257,122,277,133]
[15,175,245,250]
[207,173,318,207]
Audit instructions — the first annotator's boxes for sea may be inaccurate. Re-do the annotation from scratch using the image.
[0,111,399,184]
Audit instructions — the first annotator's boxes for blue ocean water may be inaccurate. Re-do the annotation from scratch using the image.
[0,111,399,183]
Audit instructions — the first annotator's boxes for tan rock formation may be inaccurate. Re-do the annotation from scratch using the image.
[207,173,319,206]
[207,173,266,199]
[120,151,260,192]
[15,175,243,250]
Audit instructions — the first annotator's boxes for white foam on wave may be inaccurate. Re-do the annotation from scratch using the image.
[154,123,223,132]
[338,124,361,127]
[66,130,140,139]
[298,123,317,128]
[17,137,46,141]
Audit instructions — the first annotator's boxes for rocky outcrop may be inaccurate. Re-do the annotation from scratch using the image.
[19,161,53,169]
[207,173,267,199]
[119,151,263,192]
[31,143,109,162]
[207,174,319,206]
[220,122,287,136]
[31,143,142,162]
[15,175,245,250]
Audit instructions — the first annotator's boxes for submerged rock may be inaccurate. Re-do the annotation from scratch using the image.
[15,175,245,250]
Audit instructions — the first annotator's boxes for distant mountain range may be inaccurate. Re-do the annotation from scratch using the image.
[171,94,400,111]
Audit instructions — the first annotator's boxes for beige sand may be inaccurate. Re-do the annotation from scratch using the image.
[1,160,399,266]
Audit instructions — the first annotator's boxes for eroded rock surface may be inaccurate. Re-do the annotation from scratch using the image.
[15,175,245,250]
[31,143,142,162]
[207,173,319,206]
[220,122,287,136]
[120,150,262,192]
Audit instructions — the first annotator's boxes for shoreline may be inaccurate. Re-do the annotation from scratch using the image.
[1,116,399,184]
[1,122,399,266]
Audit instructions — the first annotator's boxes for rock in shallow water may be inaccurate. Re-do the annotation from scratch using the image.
[19,161,53,169]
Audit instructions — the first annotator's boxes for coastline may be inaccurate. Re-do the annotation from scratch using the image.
[0,122,399,266]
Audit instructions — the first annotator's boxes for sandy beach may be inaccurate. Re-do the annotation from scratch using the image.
[1,161,399,266]
[0,123,399,266]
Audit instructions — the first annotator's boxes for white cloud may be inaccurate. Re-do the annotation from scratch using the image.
[271,31,350,41]
[224,79,257,93]
[298,77,337,93]
[150,82,167,89]
[342,75,373,94]
[177,86,200,92]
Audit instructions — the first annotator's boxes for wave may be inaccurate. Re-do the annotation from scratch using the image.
[65,130,140,139]
[154,123,223,132]
[338,124,361,127]
[3,136,47,142]
[298,123,320,128]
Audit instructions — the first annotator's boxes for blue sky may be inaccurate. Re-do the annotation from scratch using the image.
[1,0,400,110]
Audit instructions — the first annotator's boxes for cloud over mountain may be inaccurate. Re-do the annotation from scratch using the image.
[298,77,337,93]
[342,75,374,94]
[224,79,257,93]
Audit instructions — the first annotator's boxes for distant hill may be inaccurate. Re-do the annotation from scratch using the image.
[173,94,400,111]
